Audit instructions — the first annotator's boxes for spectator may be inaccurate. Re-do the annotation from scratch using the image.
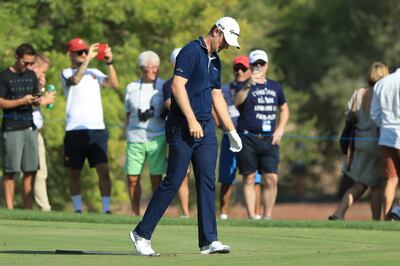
[330,62,389,220]
[0,43,40,209]
[29,53,56,212]
[370,62,400,220]
[235,49,289,220]
[60,38,119,213]
[163,47,191,218]
[129,17,242,256]
[216,55,262,220]
[124,51,166,216]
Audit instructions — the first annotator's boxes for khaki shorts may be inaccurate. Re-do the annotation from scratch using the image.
[381,146,400,178]
[1,128,39,174]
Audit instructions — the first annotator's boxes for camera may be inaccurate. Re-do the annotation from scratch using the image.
[138,106,155,122]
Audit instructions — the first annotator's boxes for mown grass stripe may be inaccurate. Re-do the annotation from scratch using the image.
[1,209,400,232]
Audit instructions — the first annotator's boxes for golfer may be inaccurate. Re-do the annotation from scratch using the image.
[129,17,242,256]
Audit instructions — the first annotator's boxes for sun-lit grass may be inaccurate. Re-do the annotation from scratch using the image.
[1,209,400,265]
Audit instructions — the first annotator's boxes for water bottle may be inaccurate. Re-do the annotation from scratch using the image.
[46,84,55,109]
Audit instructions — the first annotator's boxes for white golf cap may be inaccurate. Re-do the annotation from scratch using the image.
[249,50,268,64]
[215,17,240,49]
[170,48,182,65]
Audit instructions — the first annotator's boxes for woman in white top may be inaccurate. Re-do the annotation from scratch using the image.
[330,62,389,220]
[124,51,166,215]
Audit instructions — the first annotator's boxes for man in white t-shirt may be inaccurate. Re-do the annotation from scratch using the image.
[370,68,400,220]
[124,50,167,215]
[60,38,119,213]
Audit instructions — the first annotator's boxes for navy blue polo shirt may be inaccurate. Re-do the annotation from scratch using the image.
[169,37,222,121]
[237,79,286,134]
[162,78,173,102]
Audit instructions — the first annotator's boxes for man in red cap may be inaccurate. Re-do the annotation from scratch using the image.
[60,38,119,214]
[214,56,262,220]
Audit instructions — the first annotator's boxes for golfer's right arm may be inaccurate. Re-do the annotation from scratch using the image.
[171,75,203,138]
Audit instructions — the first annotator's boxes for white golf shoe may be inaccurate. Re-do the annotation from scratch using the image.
[200,241,230,254]
[129,231,159,256]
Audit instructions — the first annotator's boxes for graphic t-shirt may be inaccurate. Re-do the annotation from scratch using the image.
[237,79,286,134]
[221,80,248,127]
[0,68,38,131]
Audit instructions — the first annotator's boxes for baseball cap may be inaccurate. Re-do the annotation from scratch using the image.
[233,55,249,68]
[67,38,88,52]
[249,50,268,64]
[215,17,240,49]
[170,48,182,65]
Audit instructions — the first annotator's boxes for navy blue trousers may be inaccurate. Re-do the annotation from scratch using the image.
[135,118,218,248]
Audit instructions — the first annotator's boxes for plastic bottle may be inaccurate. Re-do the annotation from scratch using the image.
[46,84,55,109]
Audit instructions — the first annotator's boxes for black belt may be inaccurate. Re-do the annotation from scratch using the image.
[241,130,272,140]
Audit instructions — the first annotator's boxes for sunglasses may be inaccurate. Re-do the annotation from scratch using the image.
[22,60,35,66]
[75,50,88,56]
[233,65,248,72]
[251,60,267,67]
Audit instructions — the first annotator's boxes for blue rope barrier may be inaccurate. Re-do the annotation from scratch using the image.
[0,114,380,141]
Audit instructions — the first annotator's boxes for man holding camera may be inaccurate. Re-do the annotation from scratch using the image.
[60,38,119,213]
[124,50,166,216]
[0,43,40,209]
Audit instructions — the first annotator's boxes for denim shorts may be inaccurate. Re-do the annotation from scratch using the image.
[219,134,262,184]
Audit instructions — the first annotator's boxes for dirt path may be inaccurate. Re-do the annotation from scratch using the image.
[116,202,373,221]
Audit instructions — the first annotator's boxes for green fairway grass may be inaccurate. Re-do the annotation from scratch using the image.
[1,210,400,265]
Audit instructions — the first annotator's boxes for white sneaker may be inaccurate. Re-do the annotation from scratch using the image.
[129,231,159,256]
[200,241,230,254]
[220,214,228,220]
[254,215,262,220]
[391,206,400,220]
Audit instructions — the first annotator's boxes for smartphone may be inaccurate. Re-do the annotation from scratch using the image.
[252,65,261,74]
[97,43,108,61]
[33,91,43,97]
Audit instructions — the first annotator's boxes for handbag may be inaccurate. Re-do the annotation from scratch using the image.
[339,89,359,155]
[339,117,355,154]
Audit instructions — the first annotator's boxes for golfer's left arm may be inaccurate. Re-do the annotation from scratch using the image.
[272,103,289,145]
[212,89,242,152]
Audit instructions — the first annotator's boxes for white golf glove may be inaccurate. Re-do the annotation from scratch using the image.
[227,130,242,152]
